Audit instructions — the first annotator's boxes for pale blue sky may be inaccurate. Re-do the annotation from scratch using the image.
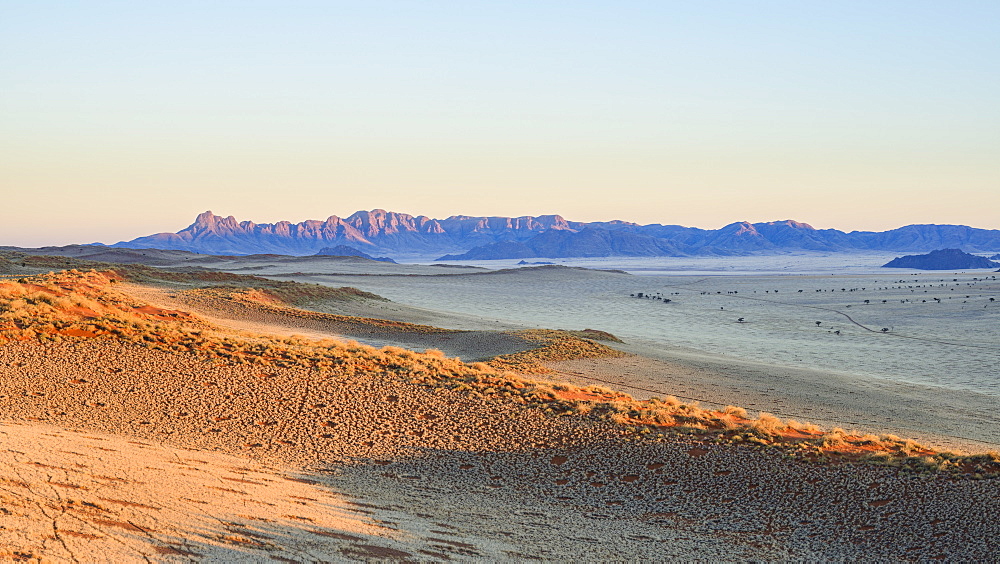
[2,1,998,245]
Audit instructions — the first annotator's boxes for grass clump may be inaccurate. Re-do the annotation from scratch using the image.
[487,329,626,374]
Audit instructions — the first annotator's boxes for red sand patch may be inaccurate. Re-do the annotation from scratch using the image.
[60,328,99,338]
[132,305,194,320]
[66,306,101,318]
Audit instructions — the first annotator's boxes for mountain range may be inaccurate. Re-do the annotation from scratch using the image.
[104,210,1000,260]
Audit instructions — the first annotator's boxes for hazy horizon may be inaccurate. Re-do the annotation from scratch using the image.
[3,1,998,246]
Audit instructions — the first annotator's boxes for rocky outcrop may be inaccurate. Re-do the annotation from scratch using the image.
[882,249,1000,270]
[315,245,396,263]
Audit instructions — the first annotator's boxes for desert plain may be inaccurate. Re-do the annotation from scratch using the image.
[0,249,998,561]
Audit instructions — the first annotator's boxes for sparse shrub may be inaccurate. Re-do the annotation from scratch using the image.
[722,405,747,418]
[751,413,785,436]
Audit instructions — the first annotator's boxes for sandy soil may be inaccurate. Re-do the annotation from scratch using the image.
[119,283,532,362]
[108,265,1000,452]
[295,267,1000,451]
[2,339,998,561]
[1,263,999,560]
[542,351,1000,454]
[0,421,425,561]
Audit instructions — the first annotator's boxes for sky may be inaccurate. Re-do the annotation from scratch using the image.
[2,1,999,246]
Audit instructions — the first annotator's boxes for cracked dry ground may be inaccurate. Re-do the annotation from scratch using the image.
[1,340,998,561]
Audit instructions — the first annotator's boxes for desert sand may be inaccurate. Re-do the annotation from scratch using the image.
[3,337,998,561]
[0,258,998,560]
[287,264,1000,452]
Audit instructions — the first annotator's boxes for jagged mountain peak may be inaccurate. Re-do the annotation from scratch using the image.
[194,210,217,223]
[762,219,815,230]
[724,221,761,236]
[108,210,1000,259]
[347,208,410,220]
[188,211,243,234]
[192,210,225,227]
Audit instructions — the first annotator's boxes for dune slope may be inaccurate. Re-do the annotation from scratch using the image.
[0,270,998,561]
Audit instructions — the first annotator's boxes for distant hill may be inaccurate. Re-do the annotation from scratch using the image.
[315,245,396,263]
[439,228,688,260]
[882,249,1000,270]
[100,210,1000,259]
[0,245,208,266]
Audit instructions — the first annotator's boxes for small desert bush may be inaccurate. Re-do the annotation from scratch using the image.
[750,413,786,436]
[722,405,748,418]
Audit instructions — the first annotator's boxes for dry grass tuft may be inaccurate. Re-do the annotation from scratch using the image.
[487,330,626,374]
[751,413,785,436]
[722,405,748,418]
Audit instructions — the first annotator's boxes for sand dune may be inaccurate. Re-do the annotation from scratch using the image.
[298,266,1000,450]
[119,283,533,361]
[1,268,998,560]
[0,421,429,561]
[3,338,998,561]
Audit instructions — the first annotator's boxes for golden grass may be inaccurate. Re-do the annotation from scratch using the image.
[1,269,997,478]
[2,254,388,306]
[487,329,627,374]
